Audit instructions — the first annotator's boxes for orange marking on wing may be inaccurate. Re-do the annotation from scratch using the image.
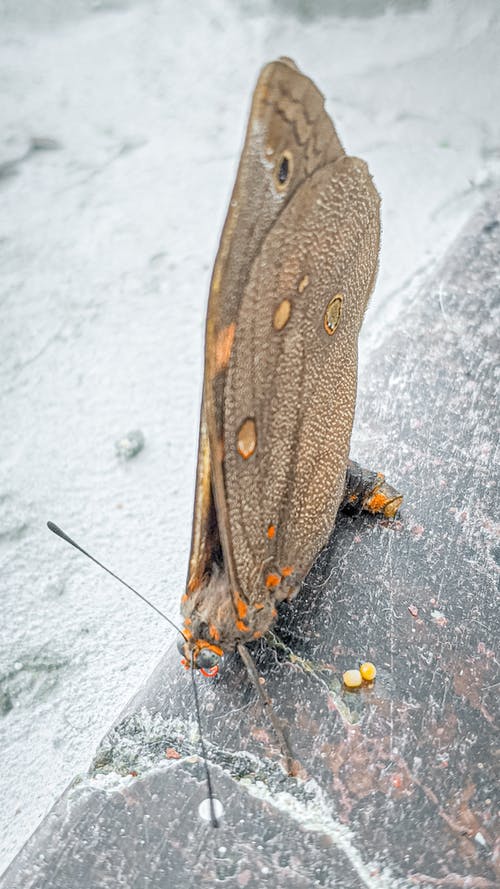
[181,593,189,603]
[265,573,281,589]
[209,623,220,641]
[187,571,204,593]
[254,603,264,611]
[234,593,248,619]
[215,323,236,372]
[271,608,277,619]
[281,566,294,577]
[183,627,192,640]
[267,524,276,539]
[236,620,250,633]
[253,631,262,639]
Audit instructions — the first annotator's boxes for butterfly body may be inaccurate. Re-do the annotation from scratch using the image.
[180,59,381,671]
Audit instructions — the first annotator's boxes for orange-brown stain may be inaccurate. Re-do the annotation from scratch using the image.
[184,617,192,626]
[183,626,192,640]
[265,573,281,589]
[365,491,389,513]
[209,623,220,641]
[365,489,403,518]
[237,418,257,459]
[281,566,294,577]
[273,299,292,331]
[267,524,276,539]
[215,322,236,372]
[253,631,262,639]
[254,603,264,611]
[271,608,277,618]
[181,593,189,603]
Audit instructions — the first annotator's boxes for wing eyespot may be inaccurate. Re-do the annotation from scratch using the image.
[275,150,293,190]
[237,418,257,459]
[323,294,344,336]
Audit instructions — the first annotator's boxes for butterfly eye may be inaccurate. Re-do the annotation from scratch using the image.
[275,150,293,190]
[196,648,221,671]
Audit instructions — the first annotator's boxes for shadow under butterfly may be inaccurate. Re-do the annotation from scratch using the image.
[48,58,401,825]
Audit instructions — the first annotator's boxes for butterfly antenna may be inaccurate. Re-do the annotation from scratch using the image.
[47,521,186,638]
[47,521,220,826]
[237,642,295,776]
[190,662,219,828]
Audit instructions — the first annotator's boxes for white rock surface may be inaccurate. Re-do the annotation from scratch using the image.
[1,0,499,873]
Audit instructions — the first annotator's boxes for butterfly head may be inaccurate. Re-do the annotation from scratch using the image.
[177,635,224,677]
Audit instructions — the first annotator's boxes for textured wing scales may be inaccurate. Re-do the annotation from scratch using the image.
[223,157,380,600]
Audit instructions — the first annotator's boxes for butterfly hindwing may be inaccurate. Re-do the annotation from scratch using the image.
[223,158,380,602]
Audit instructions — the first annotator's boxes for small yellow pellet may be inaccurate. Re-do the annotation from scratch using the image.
[343,669,362,689]
[360,662,377,681]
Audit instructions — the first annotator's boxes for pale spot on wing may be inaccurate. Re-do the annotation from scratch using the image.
[298,274,309,294]
[273,298,292,331]
[237,418,257,459]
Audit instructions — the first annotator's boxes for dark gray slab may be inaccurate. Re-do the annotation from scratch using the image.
[2,196,498,889]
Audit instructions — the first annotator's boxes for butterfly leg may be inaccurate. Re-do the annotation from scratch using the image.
[237,642,297,777]
[342,459,402,518]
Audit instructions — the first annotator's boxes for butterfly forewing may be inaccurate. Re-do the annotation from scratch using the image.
[187,59,346,601]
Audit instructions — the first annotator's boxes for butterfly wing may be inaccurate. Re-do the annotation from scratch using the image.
[223,157,380,602]
[186,59,346,599]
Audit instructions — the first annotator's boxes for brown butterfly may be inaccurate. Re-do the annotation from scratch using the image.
[178,58,401,771]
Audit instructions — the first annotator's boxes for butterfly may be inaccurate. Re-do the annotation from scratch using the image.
[177,59,401,771]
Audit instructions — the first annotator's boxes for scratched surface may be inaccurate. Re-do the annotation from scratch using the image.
[2,198,498,888]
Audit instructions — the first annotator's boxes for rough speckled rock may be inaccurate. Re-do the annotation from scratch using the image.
[2,192,498,889]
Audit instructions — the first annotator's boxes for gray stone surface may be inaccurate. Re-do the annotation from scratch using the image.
[2,193,498,889]
[2,0,500,870]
